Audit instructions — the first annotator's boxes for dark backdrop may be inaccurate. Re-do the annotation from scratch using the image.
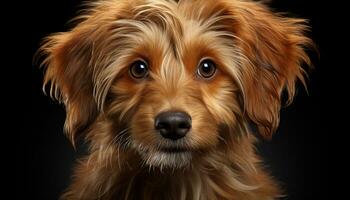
[12,0,330,199]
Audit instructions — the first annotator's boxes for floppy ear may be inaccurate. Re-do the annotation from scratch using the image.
[38,1,139,145]
[226,1,313,138]
[39,25,98,145]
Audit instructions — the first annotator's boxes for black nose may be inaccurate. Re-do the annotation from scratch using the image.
[155,111,192,140]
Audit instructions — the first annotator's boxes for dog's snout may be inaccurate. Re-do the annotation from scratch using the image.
[155,111,192,140]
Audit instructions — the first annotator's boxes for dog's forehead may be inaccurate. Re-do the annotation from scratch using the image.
[125,0,235,59]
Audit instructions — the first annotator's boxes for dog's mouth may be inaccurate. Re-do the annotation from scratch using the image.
[136,144,193,168]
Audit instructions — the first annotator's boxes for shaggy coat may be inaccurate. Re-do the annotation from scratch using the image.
[39,0,312,199]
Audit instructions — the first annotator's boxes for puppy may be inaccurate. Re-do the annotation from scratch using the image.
[39,0,312,199]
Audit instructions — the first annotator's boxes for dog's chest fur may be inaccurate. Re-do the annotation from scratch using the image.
[62,146,279,200]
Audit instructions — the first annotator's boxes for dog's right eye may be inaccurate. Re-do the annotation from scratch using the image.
[129,60,149,79]
[197,59,216,79]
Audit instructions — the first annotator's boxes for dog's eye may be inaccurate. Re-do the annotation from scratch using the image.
[197,59,216,79]
[130,60,149,79]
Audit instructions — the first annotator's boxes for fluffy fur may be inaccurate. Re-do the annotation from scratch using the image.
[38,0,312,199]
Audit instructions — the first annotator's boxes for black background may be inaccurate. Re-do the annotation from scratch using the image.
[9,0,332,199]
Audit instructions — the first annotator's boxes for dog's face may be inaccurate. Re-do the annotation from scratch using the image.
[40,0,311,169]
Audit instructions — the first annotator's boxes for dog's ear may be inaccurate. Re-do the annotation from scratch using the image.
[39,25,98,145]
[226,1,313,138]
[37,2,135,145]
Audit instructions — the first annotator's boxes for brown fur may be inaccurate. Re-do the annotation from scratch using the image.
[38,0,312,199]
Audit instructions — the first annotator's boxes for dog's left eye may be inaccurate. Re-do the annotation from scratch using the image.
[197,59,216,79]
[130,60,149,79]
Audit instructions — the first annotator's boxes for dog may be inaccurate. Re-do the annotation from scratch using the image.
[38,0,312,199]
